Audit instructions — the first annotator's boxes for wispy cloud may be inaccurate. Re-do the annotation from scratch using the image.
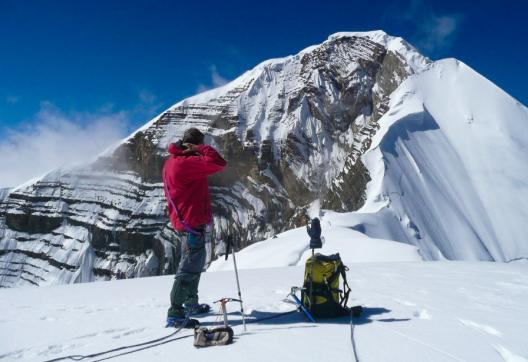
[394,0,463,54]
[132,88,165,127]
[0,104,128,188]
[196,65,230,93]
[0,90,164,188]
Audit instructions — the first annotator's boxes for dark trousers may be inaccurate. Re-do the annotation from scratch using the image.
[167,226,208,318]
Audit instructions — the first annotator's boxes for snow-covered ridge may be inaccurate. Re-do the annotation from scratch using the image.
[328,30,430,73]
[172,30,429,113]
[354,58,528,261]
[211,57,528,266]
[2,30,526,288]
[209,210,421,271]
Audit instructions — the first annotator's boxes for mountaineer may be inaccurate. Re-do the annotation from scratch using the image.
[162,127,227,328]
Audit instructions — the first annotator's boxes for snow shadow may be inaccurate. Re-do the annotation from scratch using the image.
[353,307,411,325]
[199,310,306,327]
[200,307,410,327]
[380,108,439,158]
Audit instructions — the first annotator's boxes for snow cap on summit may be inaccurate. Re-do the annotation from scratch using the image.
[328,30,390,43]
[327,30,430,73]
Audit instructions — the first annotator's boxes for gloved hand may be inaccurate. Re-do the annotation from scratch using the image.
[306,218,322,249]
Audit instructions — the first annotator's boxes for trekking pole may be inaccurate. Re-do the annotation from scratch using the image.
[226,236,247,331]
[307,217,322,310]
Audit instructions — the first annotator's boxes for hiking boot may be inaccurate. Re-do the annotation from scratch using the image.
[184,303,211,315]
[166,316,200,329]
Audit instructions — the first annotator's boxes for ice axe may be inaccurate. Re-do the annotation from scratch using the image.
[214,297,243,328]
[225,236,247,331]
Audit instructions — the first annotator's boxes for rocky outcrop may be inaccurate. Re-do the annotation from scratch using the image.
[0,31,429,287]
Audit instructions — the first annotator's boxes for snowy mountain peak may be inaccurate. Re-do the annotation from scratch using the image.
[172,30,430,116]
[1,31,527,288]
[328,30,390,43]
[327,30,430,73]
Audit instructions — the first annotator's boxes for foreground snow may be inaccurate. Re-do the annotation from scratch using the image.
[1,261,527,362]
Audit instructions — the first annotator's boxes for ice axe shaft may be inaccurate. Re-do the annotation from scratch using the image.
[226,237,247,331]
[220,301,229,327]
[289,287,316,323]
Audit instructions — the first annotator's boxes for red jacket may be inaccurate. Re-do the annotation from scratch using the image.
[162,143,227,232]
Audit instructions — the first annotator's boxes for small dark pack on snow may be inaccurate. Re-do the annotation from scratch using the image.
[194,326,234,348]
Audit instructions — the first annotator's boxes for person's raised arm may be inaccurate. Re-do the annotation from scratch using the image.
[181,143,227,180]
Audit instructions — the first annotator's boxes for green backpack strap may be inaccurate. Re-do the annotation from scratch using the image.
[339,264,352,309]
[324,261,352,309]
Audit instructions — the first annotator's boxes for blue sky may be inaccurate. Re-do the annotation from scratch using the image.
[1,0,526,130]
[0,0,526,186]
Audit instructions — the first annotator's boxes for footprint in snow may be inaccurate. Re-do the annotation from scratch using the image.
[413,309,431,320]
[112,328,147,339]
[102,328,127,335]
[36,343,84,357]
[458,318,502,337]
[74,332,99,340]
[0,349,26,360]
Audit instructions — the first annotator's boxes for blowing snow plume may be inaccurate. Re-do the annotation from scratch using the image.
[0,103,129,188]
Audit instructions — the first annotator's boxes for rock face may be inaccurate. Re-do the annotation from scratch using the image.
[0,31,429,287]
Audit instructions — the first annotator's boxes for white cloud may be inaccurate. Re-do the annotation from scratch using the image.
[211,66,229,87]
[419,13,462,52]
[0,103,130,188]
[397,0,463,53]
[196,65,230,93]
[0,87,165,189]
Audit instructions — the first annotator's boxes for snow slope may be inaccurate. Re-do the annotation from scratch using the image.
[1,261,527,362]
[209,210,422,271]
[354,58,528,262]
[210,57,528,269]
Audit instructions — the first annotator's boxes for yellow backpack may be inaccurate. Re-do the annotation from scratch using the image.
[302,253,351,317]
